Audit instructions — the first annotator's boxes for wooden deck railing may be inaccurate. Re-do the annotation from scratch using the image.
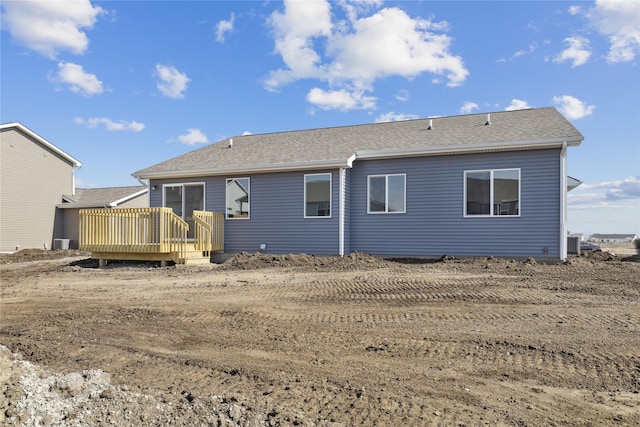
[79,208,224,265]
[80,207,188,257]
[192,210,224,254]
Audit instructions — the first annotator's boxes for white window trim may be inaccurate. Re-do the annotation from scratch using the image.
[161,182,205,220]
[226,177,250,220]
[367,173,406,214]
[463,168,521,218]
[304,173,332,219]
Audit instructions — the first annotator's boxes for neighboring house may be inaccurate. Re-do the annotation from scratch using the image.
[57,186,149,249]
[0,122,81,252]
[133,107,584,260]
[588,234,638,243]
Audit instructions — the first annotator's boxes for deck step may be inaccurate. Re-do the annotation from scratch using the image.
[181,247,212,265]
[183,256,212,265]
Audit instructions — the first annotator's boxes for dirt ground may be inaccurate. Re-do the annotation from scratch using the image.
[1,246,638,426]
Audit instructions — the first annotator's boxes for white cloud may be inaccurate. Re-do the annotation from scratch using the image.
[569,175,639,215]
[375,112,419,123]
[178,128,208,145]
[587,0,640,63]
[306,87,376,110]
[52,62,103,96]
[568,5,582,16]
[514,42,538,58]
[155,64,190,99]
[460,101,479,114]
[75,117,144,132]
[216,13,235,43]
[505,99,532,111]
[326,8,468,86]
[337,0,383,23]
[498,43,537,62]
[265,1,468,111]
[395,89,409,102]
[552,95,595,119]
[554,36,591,67]
[578,176,640,200]
[0,0,104,59]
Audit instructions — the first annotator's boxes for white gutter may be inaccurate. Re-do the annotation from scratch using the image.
[133,158,354,180]
[355,137,583,160]
[338,168,346,256]
[560,141,568,261]
[134,137,582,180]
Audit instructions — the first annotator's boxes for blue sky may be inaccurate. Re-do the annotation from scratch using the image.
[1,0,639,236]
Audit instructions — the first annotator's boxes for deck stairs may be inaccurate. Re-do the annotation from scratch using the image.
[179,243,212,265]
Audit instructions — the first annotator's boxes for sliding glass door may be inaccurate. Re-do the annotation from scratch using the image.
[163,183,204,238]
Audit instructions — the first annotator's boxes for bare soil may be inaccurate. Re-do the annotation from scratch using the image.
[1,248,639,426]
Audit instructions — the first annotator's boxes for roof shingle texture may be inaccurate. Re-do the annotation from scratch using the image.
[63,186,147,205]
[134,108,583,177]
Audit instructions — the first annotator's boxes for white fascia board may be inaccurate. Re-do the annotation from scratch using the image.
[61,195,77,203]
[110,188,149,207]
[133,158,354,180]
[1,122,82,168]
[355,137,583,161]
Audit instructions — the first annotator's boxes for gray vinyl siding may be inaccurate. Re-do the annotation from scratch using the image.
[150,170,341,255]
[149,149,562,259]
[349,149,562,258]
[0,128,76,252]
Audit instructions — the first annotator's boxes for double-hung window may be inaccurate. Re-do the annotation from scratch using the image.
[226,177,250,219]
[368,174,406,214]
[304,173,331,218]
[464,169,520,217]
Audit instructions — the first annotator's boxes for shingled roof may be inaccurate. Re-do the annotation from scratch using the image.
[59,185,148,209]
[133,107,583,180]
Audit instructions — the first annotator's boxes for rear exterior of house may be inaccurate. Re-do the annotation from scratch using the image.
[0,123,81,252]
[135,108,583,260]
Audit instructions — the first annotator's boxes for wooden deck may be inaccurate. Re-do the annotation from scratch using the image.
[79,208,223,266]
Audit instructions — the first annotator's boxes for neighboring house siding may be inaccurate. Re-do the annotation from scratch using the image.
[0,128,75,252]
[349,149,561,258]
[150,170,341,255]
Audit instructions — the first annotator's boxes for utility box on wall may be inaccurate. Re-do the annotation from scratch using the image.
[53,239,71,250]
[567,236,580,255]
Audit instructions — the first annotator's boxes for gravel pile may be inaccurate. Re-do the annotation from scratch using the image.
[0,346,273,426]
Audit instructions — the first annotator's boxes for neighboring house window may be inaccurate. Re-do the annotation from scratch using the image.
[464,169,520,217]
[304,173,331,218]
[226,177,250,219]
[367,174,406,214]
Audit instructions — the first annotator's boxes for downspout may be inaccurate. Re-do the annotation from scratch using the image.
[560,141,568,260]
[339,168,346,256]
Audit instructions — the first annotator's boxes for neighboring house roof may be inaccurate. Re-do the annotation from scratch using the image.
[589,234,637,240]
[0,122,82,168]
[58,186,148,209]
[133,107,584,180]
[567,176,582,191]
